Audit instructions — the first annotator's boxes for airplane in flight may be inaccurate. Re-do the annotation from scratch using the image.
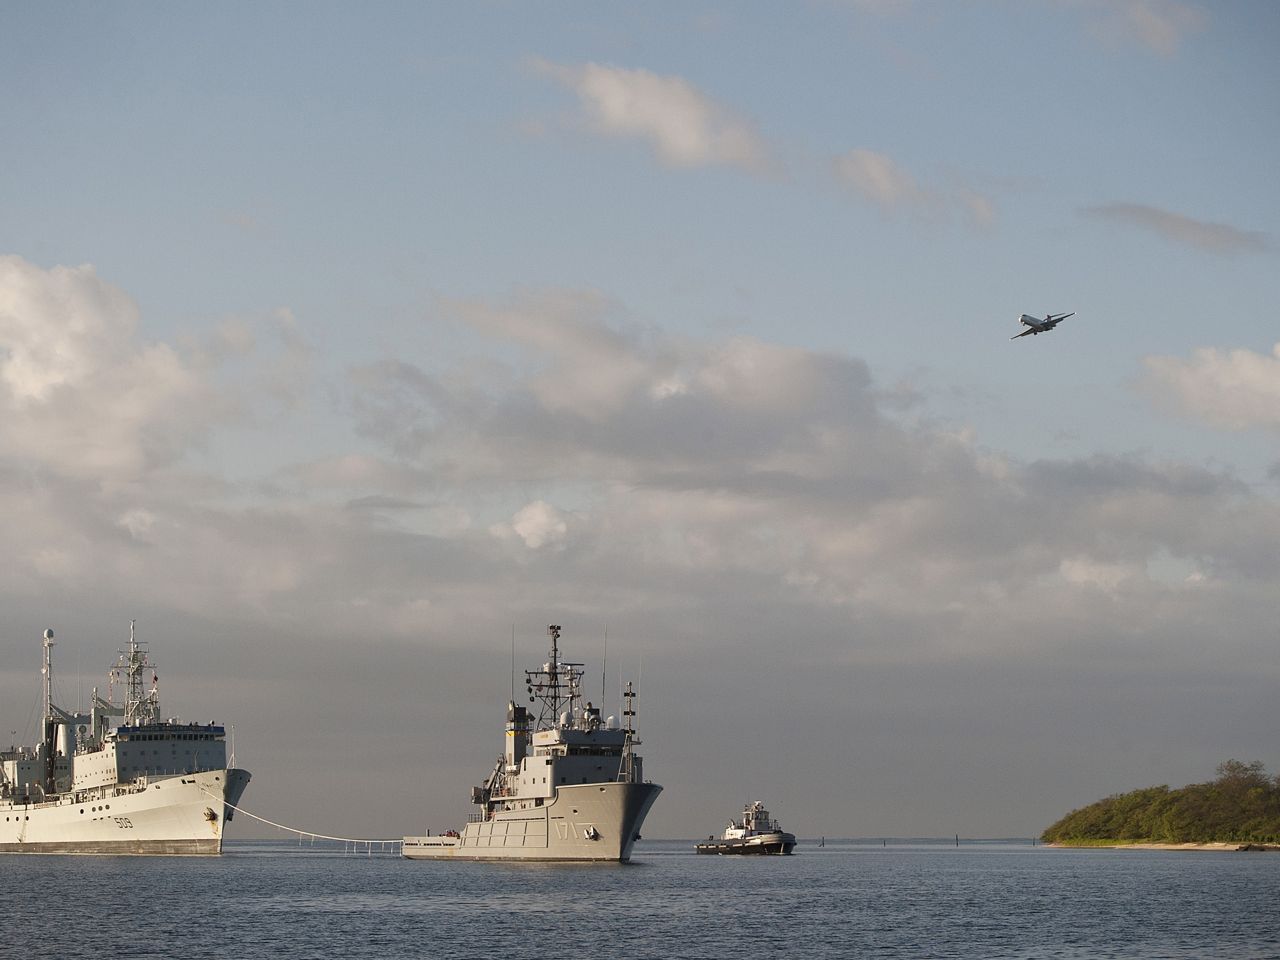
[1010,311,1074,339]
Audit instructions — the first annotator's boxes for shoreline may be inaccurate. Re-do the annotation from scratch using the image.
[1048,841,1280,852]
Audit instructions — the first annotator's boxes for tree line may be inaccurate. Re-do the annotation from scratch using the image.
[1041,760,1280,844]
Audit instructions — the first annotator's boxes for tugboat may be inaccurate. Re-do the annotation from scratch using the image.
[695,800,796,855]
[403,625,661,862]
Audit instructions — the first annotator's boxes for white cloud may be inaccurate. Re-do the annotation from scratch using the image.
[1142,342,1280,431]
[533,60,773,173]
[497,500,569,550]
[0,256,139,402]
[0,255,228,478]
[1083,203,1267,254]
[117,507,158,542]
[6,267,1260,656]
[1059,556,1143,592]
[1078,0,1207,56]
[350,290,1280,621]
[3,266,1277,839]
[449,289,666,421]
[833,149,995,225]
[834,149,930,211]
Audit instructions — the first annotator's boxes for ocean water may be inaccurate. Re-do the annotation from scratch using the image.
[3,840,1277,959]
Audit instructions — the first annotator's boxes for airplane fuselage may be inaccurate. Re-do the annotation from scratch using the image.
[1011,311,1073,339]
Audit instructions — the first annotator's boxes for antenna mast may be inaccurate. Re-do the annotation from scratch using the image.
[42,628,56,794]
[116,620,159,726]
[42,628,55,729]
[524,625,584,729]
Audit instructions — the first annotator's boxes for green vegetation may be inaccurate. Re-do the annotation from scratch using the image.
[1042,760,1280,845]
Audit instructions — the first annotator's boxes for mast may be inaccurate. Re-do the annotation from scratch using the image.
[620,679,639,782]
[42,628,56,794]
[548,624,560,716]
[115,620,159,726]
[524,624,584,730]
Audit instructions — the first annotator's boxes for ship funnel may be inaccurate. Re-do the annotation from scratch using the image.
[505,701,529,773]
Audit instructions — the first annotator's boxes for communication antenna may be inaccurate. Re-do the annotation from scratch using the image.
[520,624,590,729]
[42,628,55,728]
[623,680,636,734]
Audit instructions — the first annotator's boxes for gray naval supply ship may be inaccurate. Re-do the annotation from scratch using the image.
[403,625,661,862]
[1,623,250,855]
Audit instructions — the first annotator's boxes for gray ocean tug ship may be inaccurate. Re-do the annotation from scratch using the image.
[403,625,661,862]
[1,624,250,855]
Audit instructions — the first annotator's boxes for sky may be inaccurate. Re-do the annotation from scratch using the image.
[1,1,1278,841]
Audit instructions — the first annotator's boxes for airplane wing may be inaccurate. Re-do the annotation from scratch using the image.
[1010,328,1037,339]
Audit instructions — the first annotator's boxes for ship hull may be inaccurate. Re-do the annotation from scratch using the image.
[404,781,662,862]
[0,768,250,855]
[695,831,796,855]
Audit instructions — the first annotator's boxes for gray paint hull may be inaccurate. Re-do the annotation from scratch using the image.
[404,781,661,862]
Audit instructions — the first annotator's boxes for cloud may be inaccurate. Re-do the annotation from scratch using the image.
[0,257,322,485]
[4,263,1271,654]
[0,255,229,478]
[532,60,774,173]
[1083,203,1267,254]
[530,62,999,228]
[4,262,1278,838]
[1142,342,1280,431]
[1073,0,1207,56]
[491,500,570,550]
[348,290,1279,617]
[834,149,931,211]
[834,149,995,225]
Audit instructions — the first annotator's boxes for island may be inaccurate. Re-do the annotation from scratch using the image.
[1041,760,1280,849]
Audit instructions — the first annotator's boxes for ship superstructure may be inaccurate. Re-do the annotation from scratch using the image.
[1,623,250,854]
[403,625,661,862]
